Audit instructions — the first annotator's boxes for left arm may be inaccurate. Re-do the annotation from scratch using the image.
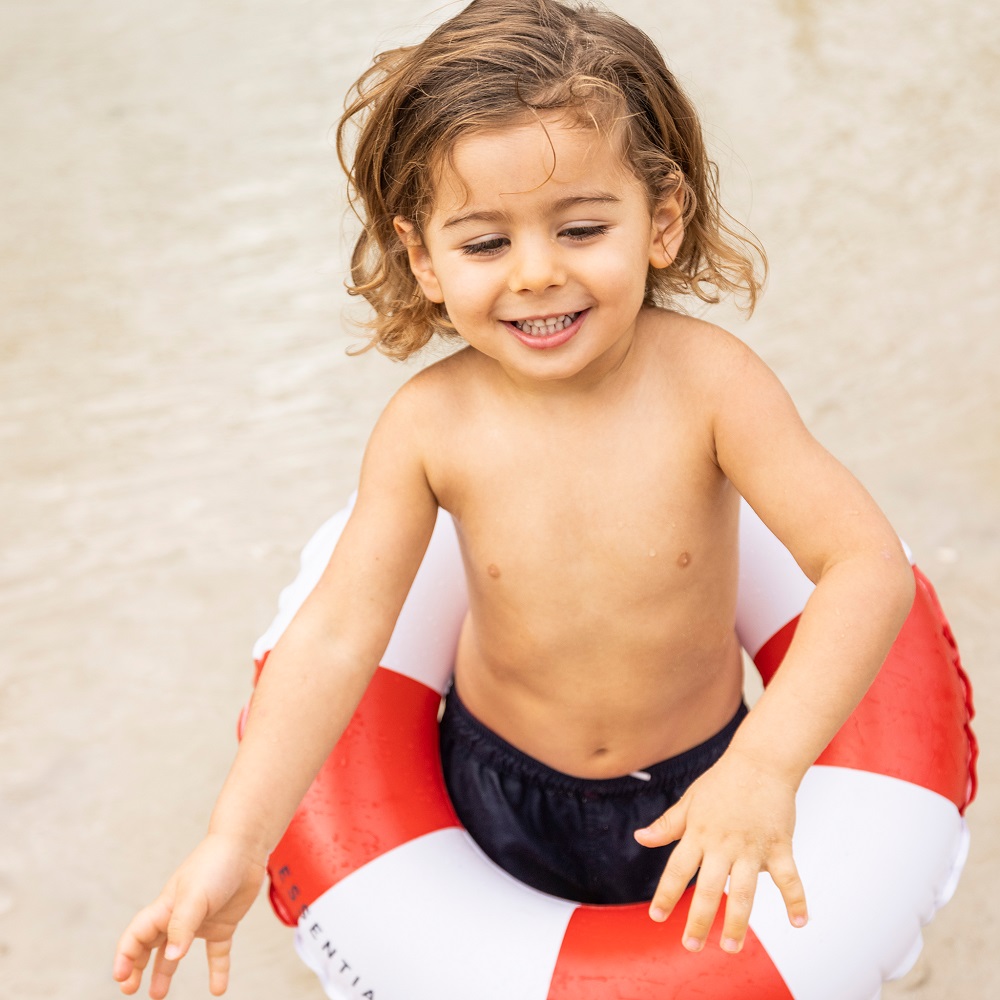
[636,329,914,952]
[713,332,914,789]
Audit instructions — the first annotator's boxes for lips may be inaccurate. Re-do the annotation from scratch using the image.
[503,309,589,350]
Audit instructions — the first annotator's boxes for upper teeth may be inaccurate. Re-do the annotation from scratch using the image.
[514,313,579,336]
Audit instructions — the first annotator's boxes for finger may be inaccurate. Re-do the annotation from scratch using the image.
[634,796,689,848]
[768,848,808,928]
[681,858,729,952]
[114,956,150,997]
[648,840,701,923]
[147,891,210,1000]
[720,861,759,953]
[114,900,170,993]
[206,939,233,997]
[116,947,156,997]
[149,944,181,1000]
[164,888,211,963]
[115,899,171,966]
[113,947,140,995]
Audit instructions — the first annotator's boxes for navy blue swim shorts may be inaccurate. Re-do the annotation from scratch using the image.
[439,686,748,904]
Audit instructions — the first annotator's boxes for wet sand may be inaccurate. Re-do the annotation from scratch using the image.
[1,1,996,997]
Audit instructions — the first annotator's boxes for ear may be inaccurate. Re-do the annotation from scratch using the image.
[648,184,686,269]
[393,217,445,303]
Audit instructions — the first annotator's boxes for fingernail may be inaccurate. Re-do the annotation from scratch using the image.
[722,937,740,953]
[649,906,666,922]
[683,936,703,952]
[793,914,808,928]
[165,943,182,961]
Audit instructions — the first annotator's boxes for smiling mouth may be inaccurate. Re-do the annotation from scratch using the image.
[510,312,582,337]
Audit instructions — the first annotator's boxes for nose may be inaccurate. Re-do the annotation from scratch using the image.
[507,236,566,294]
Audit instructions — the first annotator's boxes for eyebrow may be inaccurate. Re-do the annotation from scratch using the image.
[441,193,621,229]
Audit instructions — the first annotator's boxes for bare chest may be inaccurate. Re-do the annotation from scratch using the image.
[430,408,733,605]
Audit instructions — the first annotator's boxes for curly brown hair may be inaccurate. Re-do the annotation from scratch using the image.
[337,0,766,360]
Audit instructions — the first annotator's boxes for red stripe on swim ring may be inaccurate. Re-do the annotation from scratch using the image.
[250,668,459,926]
[548,900,793,999]
[753,568,976,812]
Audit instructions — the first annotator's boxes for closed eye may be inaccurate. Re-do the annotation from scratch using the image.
[460,224,610,257]
[562,224,610,241]
[461,237,508,257]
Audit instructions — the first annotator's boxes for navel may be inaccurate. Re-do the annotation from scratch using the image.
[677,551,691,568]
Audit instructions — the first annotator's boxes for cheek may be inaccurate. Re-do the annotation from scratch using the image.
[437,267,495,315]
[593,239,651,290]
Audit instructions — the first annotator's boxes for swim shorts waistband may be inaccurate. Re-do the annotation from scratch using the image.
[442,685,748,797]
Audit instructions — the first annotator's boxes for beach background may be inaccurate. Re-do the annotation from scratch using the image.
[1,0,996,997]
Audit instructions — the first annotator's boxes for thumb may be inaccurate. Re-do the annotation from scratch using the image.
[635,797,689,847]
[164,892,209,962]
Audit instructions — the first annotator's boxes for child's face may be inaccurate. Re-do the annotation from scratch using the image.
[395,115,683,387]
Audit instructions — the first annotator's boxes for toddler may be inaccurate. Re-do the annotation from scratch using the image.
[114,1,915,996]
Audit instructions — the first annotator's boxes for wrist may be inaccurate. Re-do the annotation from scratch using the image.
[723,734,810,789]
[207,810,273,865]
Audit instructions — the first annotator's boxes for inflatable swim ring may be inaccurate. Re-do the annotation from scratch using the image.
[241,496,976,1000]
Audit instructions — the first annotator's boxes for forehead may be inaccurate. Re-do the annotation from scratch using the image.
[427,116,641,221]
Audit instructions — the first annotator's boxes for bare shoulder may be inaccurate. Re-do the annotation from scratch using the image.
[381,347,479,427]
[641,308,756,369]
[397,346,480,397]
[638,308,767,400]
[353,352,487,515]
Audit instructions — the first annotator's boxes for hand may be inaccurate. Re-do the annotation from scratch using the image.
[634,748,808,954]
[113,834,267,998]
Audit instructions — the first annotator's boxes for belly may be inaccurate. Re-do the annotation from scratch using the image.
[453,614,745,779]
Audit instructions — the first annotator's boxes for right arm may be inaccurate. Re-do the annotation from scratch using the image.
[114,384,439,998]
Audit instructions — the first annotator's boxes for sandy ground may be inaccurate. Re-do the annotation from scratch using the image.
[1,1,996,997]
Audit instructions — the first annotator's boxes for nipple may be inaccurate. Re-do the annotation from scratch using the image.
[487,563,501,578]
[677,551,691,568]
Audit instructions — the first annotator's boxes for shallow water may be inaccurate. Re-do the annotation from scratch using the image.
[2,1,997,997]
